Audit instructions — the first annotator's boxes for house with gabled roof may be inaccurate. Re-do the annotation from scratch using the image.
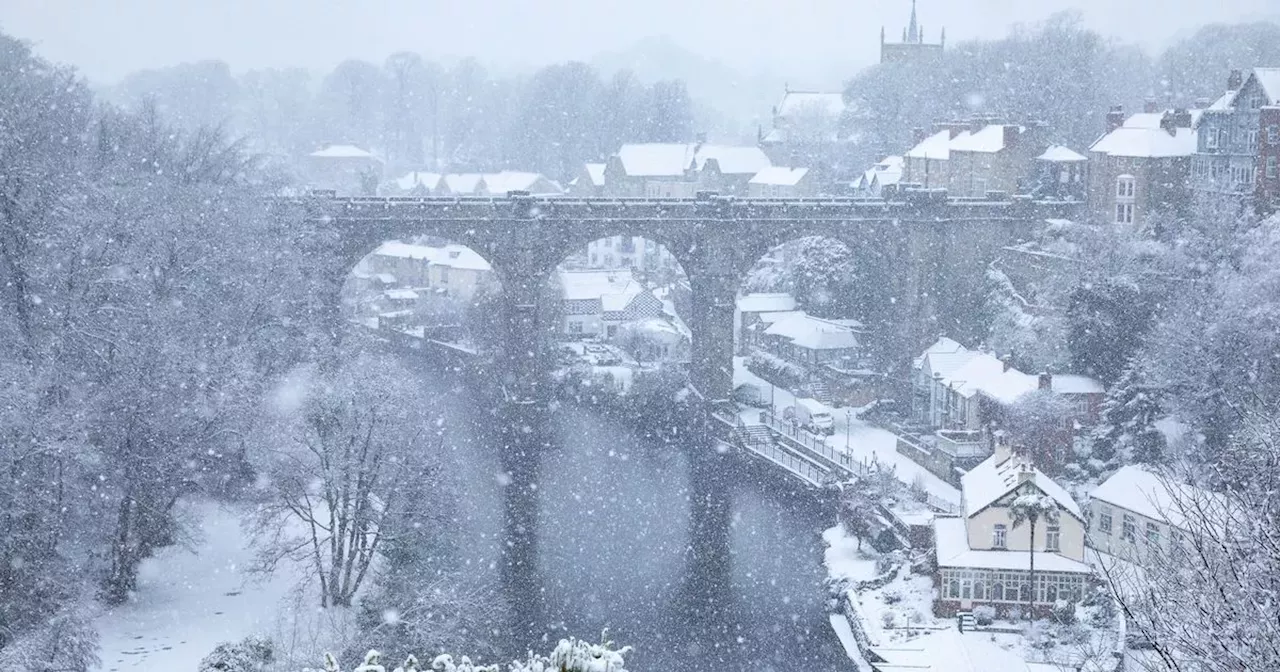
[1193,67,1280,206]
[555,269,665,339]
[1089,104,1196,228]
[933,441,1091,617]
[602,140,771,197]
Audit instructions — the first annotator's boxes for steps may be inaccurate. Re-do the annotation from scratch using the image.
[736,424,773,448]
[957,611,976,632]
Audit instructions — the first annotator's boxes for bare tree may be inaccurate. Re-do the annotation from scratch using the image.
[1106,406,1280,671]
[251,346,438,608]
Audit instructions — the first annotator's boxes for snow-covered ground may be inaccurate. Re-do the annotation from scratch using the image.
[93,500,308,671]
[823,525,879,584]
[733,357,961,508]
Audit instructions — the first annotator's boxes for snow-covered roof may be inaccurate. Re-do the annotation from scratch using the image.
[749,166,809,186]
[737,293,797,313]
[1090,113,1196,158]
[558,269,643,303]
[482,170,562,195]
[1089,465,1216,530]
[764,313,860,351]
[383,289,419,300]
[1252,67,1280,103]
[615,142,771,177]
[310,144,379,160]
[1037,145,1087,162]
[395,171,442,191]
[961,452,1083,521]
[1050,374,1104,395]
[776,91,846,119]
[756,310,805,325]
[585,163,606,187]
[444,173,484,194]
[696,145,772,175]
[371,242,492,271]
[912,336,968,370]
[947,352,1039,403]
[904,129,958,160]
[935,515,1091,573]
[949,124,1019,153]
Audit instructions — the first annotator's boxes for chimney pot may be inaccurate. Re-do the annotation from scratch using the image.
[1038,372,1052,391]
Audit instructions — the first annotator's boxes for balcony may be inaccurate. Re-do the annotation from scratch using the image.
[933,429,989,458]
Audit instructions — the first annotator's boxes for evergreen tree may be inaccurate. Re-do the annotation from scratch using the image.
[1088,364,1167,476]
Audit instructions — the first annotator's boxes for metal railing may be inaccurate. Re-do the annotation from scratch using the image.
[759,410,861,474]
[724,436,830,487]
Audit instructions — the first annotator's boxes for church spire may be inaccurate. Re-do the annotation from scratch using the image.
[907,0,920,43]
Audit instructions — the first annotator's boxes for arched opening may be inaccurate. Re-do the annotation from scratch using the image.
[343,235,502,355]
[732,233,960,506]
[543,235,691,401]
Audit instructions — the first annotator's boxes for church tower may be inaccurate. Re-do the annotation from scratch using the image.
[880,0,945,64]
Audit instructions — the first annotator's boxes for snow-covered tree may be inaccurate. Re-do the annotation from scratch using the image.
[1086,364,1166,476]
[1109,407,1280,670]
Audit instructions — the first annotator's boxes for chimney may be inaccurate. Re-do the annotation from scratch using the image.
[968,116,985,135]
[1229,69,1244,91]
[912,126,927,145]
[1038,371,1053,391]
[1105,105,1125,133]
[992,430,1011,465]
[1002,124,1020,147]
[1017,461,1036,485]
[1143,99,1159,114]
[695,131,708,146]
[1001,354,1013,372]
[1161,109,1193,134]
[1193,97,1211,110]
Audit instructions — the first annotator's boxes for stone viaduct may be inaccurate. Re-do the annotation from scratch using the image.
[272,191,1081,639]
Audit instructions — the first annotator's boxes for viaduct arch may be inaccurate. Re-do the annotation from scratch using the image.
[277,193,1082,641]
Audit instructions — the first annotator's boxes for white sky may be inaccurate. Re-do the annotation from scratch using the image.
[0,0,1274,83]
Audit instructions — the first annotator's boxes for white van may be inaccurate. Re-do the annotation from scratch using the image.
[786,398,835,435]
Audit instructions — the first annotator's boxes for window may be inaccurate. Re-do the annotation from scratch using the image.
[993,524,1007,549]
[1207,128,1219,149]
[589,254,598,265]
[1268,126,1280,144]
[438,266,449,284]
[1122,514,1137,542]
[1046,525,1061,552]
[1098,506,1113,534]
[1116,175,1135,198]
[1115,203,1135,224]
[1268,156,1278,179]
[972,177,988,197]
[1249,129,1259,150]
[568,320,583,334]
[1146,522,1161,548]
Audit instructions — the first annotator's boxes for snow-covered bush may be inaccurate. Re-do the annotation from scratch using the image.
[746,350,809,389]
[315,634,630,672]
[881,587,903,605]
[880,611,897,629]
[1050,599,1077,625]
[197,635,274,672]
[972,605,996,626]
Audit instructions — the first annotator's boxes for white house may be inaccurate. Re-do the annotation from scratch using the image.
[357,241,496,301]
[1086,465,1219,563]
[556,269,664,339]
[933,443,1091,617]
[759,312,864,370]
[582,236,681,277]
[911,338,1104,432]
[734,293,798,354]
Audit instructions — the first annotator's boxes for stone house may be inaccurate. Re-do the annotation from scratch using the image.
[1192,67,1280,207]
[945,123,1046,197]
[602,141,771,197]
[933,444,1090,617]
[1088,105,1196,229]
[358,241,497,301]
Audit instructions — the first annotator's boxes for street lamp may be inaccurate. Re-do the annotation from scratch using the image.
[846,408,852,452]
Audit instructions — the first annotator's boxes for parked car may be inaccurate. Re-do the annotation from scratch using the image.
[733,383,768,408]
[784,398,835,435]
